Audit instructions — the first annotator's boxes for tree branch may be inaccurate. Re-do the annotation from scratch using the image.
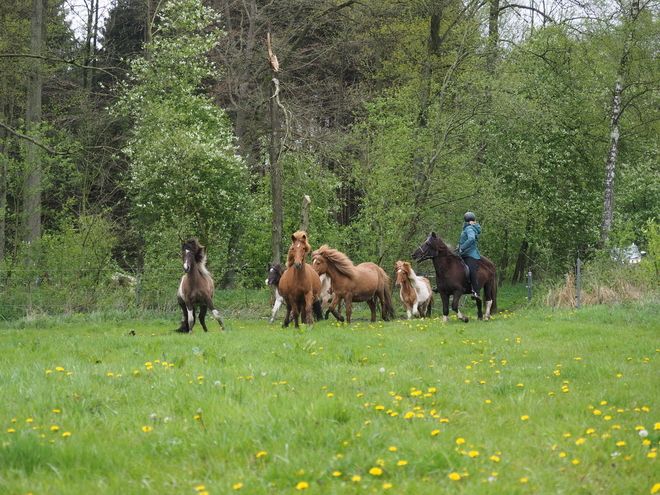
[499,4,555,23]
[0,121,70,156]
[0,53,119,78]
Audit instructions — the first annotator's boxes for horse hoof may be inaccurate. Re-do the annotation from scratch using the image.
[462,317,469,323]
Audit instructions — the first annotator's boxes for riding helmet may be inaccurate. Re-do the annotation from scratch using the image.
[464,211,476,222]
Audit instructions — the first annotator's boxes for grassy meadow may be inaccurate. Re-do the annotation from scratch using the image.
[1,292,660,494]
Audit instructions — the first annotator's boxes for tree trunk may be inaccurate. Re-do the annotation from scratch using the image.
[601,76,621,244]
[23,0,46,244]
[0,77,7,262]
[269,33,283,264]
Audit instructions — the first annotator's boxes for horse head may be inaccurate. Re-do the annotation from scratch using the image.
[289,231,311,269]
[311,248,328,276]
[412,232,440,262]
[394,260,411,287]
[266,263,284,287]
[182,238,206,273]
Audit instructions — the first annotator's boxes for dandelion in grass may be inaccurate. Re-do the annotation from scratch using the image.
[388,446,397,452]
[649,452,657,458]
[369,467,383,476]
[448,473,461,481]
[141,426,153,432]
[651,483,660,494]
[616,441,626,446]
[351,476,361,482]
[56,366,65,371]
[332,471,341,477]
[468,451,479,457]
[490,455,500,462]
[255,451,267,458]
[383,483,392,489]
[431,430,440,436]
[521,415,529,421]
[397,460,408,466]
[7,428,15,433]
[456,438,466,445]
[520,478,529,483]
[50,426,59,431]
[232,483,243,490]
[195,486,206,492]
[296,481,309,490]
[62,432,71,437]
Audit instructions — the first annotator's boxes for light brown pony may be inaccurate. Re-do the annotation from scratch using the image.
[176,238,225,333]
[277,231,322,328]
[311,245,395,323]
[394,260,433,319]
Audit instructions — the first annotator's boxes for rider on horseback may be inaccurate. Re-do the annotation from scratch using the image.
[458,211,482,300]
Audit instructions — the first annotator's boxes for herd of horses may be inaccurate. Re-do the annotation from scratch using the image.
[175,231,497,333]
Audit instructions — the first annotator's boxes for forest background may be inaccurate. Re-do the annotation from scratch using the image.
[1,0,659,317]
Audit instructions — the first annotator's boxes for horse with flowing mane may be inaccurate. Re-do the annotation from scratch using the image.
[311,245,395,323]
[277,231,323,328]
[394,260,433,319]
[412,232,497,322]
[176,238,225,333]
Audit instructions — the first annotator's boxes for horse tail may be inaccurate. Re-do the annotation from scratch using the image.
[380,271,396,321]
[312,300,323,321]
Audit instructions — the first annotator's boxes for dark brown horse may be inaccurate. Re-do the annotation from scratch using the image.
[412,232,497,322]
[311,245,395,323]
[176,238,225,333]
[277,231,323,328]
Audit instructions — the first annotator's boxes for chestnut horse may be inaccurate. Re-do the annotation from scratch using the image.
[176,238,225,333]
[311,245,395,323]
[412,232,497,322]
[394,260,433,319]
[277,231,323,328]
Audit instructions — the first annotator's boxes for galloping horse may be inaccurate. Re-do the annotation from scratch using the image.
[412,232,497,322]
[311,245,395,323]
[394,260,433,319]
[277,231,323,328]
[265,263,285,324]
[176,238,225,333]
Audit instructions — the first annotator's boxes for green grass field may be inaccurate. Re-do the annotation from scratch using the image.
[1,293,659,494]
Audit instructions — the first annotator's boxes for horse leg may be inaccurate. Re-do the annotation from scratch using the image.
[345,295,353,323]
[453,292,469,323]
[305,294,316,327]
[476,296,484,321]
[186,302,196,333]
[326,294,345,322]
[205,298,226,330]
[484,299,493,321]
[175,298,188,332]
[367,298,377,322]
[440,293,450,323]
[199,305,209,332]
[270,289,283,324]
[412,301,420,318]
[282,302,292,328]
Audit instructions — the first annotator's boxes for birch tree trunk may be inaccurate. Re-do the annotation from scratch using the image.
[23,0,46,244]
[601,76,622,243]
[268,34,283,264]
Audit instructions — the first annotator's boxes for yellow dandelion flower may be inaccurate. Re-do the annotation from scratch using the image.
[468,450,479,457]
[7,428,15,433]
[383,483,393,489]
[255,451,267,458]
[397,460,408,466]
[654,423,660,430]
[575,438,586,445]
[521,415,529,421]
[648,452,657,458]
[62,432,71,437]
[232,482,243,490]
[141,426,153,432]
[520,477,529,483]
[369,467,383,476]
[456,438,466,445]
[195,486,206,491]
[616,441,626,447]
[50,426,59,431]
[388,446,397,452]
[296,481,309,490]
[332,471,341,477]
[351,476,361,482]
[448,472,461,481]
[490,455,500,462]
[431,430,440,436]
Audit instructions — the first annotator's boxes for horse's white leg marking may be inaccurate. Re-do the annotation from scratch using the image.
[485,300,493,321]
[457,310,467,322]
[443,315,448,323]
[270,288,283,324]
[187,308,195,333]
[406,308,412,319]
[412,302,419,317]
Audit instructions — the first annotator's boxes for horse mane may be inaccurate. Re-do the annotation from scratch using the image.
[431,234,460,258]
[286,231,312,267]
[183,238,211,279]
[314,245,357,279]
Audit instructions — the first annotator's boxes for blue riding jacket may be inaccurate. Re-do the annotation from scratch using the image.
[459,222,482,260]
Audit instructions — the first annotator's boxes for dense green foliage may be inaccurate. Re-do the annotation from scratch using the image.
[1,0,659,317]
[1,301,659,493]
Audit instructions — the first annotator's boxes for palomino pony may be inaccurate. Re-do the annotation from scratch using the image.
[176,238,225,333]
[394,260,433,319]
[412,232,497,322]
[311,245,395,323]
[277,231,323,328]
